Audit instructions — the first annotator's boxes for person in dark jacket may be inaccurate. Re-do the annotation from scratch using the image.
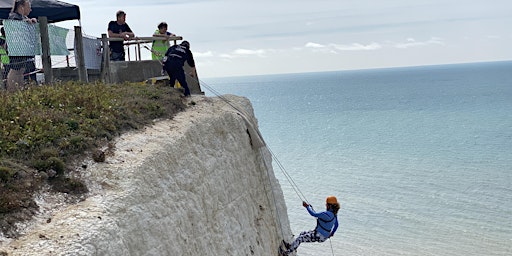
[107,10,134,61]
[162,41,196,96]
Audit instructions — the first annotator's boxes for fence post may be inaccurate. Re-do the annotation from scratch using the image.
[74,26,88,83]
[39,16,52,84]
[100,33,110,83]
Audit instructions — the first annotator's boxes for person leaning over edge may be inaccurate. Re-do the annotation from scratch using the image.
[162,41,196,97]
[6,0,37,91]
[280,196,340,255]
[107,10,134,61]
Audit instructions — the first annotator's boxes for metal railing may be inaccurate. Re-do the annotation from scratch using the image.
[101,35,183,61]
[99,34,184,83]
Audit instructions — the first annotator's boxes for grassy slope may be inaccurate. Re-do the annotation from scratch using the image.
[0,81,187,238]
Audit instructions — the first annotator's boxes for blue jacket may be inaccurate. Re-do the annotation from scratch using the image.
[306,205,338,238]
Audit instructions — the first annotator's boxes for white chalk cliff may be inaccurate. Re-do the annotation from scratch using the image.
[0,95,292,255]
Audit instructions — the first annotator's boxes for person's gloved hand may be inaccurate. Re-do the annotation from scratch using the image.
[302,201,309,208]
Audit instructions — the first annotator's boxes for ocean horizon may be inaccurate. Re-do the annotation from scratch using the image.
[203,60,512,256]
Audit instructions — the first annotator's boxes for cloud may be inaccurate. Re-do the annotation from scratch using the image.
[233,49,267,56]
[218,48,268,59]
[305,42,326,48]
[331,42,382,51]
[304,42,381,52]
[394,37,444,49]
[194,51,214,57]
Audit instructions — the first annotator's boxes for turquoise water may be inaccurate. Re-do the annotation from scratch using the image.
[204,61,512,256]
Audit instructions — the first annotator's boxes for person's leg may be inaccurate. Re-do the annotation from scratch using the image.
[175,69,190,96]
[110,51,125,61]
[286,230,318,253]
[6,58,26,91]
[166,67,177,88]
[6,68,24,92]
[23,59,36,83]
[167,61,189,96]
[2,64,9,89]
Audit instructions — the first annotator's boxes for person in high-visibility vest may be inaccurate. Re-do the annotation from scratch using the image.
[152,22,176,61]
[0,27,10,83]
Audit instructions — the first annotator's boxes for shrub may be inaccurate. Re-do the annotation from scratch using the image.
[0,167,14,183]
[0,81,186,232]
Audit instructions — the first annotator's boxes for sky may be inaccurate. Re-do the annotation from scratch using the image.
[59,0,512,78]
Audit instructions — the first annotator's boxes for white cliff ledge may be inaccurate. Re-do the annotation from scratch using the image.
[0,95,292,256]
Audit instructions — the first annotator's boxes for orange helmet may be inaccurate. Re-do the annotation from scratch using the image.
[326,196,338,204]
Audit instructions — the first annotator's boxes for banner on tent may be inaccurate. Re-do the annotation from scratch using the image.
[80,36,102,69]
[3,20,70,56]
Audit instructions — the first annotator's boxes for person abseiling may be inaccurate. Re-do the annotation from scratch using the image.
[280,196,340,255]
[162,40,196,97]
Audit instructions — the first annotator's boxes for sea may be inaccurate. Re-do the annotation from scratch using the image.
[202,61,512,256]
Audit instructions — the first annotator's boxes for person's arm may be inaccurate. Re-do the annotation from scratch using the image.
[161,46,173,64]
[186,50,195,68]
[25,17,37,24]
[306,205,327,218]
[124,24,135,38]
[153,30,169,38]
[330,217,339,237]
[108,30,133,39]
[107,21,116,37]
[9,13,36,23]
[303,202,322,217]
[108,22,134,39]
[186,50,196,77]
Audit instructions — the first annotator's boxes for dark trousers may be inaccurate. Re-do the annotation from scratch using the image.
[165,61,190,96]
[110,51,125,61]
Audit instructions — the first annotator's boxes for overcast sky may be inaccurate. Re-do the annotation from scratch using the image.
[61,0,512,78]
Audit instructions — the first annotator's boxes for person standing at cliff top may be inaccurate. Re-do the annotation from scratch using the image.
[162,40,196,97]
[151,22,176,61]
[107,10,134,61]
[280,196,340,255]
[6,0,37,91]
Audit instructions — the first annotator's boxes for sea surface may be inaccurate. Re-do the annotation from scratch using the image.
[203,61,512,256]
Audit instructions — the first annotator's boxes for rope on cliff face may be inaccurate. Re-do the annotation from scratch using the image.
[259,147,286,239]
[198,79,291,231]
[198,78,310,204]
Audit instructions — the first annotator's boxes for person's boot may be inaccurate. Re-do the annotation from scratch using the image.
[282,240,291,250]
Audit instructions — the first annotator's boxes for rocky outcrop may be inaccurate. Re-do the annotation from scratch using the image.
[0,95,291,255]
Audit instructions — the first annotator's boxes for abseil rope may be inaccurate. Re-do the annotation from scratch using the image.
[198,77,309,203]
[189,76,335,256]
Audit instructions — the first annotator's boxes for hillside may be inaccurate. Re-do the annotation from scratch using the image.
[0,95,292,255]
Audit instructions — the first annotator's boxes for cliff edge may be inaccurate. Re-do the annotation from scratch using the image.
[0,95,292,255]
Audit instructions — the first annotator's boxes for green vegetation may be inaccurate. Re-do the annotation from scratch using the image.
[0,81,186,237]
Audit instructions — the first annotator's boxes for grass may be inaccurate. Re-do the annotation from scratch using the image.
[0,81,187,238]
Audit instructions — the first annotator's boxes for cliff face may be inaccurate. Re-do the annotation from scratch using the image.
[0,95,292,255]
